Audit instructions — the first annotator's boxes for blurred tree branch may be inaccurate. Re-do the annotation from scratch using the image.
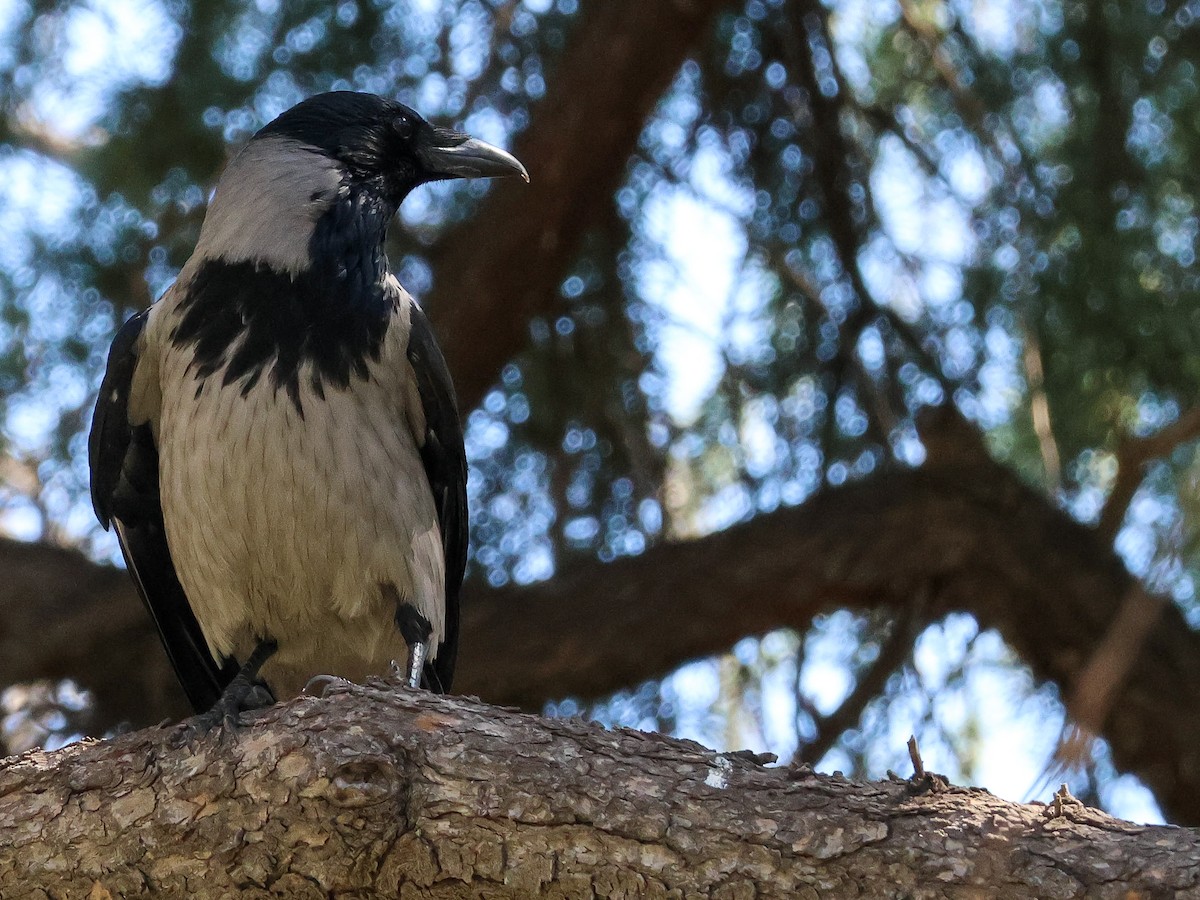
[10,410,1200,821]
[4,678,1198,898]
[425,0,730,413]
[802,612,918,765]
[1098,406,1200,542]
[1021,324,1063,492]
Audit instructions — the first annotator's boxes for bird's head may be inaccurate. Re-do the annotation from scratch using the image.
[257,92,529,204]
[194,91,528,275]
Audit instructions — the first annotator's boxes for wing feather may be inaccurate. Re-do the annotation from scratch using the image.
[88,309,236,712]
[405,301,468,692]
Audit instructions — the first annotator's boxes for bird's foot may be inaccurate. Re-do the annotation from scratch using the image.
[172,639,277,746]
[303,673,353,697]
[172,680,274,747]
[394,604,432,690]
[385,654,427,690]
[405,641,427,689]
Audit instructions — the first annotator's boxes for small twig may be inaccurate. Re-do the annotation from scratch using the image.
[908,734,925,780]
[1044,782,1084,820]
[1098,406,1200,542]
[906,733,952,795]
[1021,323,1061,492]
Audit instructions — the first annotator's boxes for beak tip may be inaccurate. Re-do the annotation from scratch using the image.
[503,155,530,184]
[422,136,530,183]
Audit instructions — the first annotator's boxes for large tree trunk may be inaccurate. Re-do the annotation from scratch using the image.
[1,679,1195,899]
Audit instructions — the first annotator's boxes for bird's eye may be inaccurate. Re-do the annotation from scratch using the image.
[393,115,415,140]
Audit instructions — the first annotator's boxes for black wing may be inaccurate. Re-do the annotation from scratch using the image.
[406,301,468,692]
[89,309,237,713]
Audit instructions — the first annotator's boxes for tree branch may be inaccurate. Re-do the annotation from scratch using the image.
[1098,405,1200,542]
[1021,323,1062,492]
[0,537,189,731]
[424,0,729,413]
[1056,413,1200,765]
[1059,583,1164,769]
[3,682,1197,898]
[802,613,919,765]
[9,414,1200,820]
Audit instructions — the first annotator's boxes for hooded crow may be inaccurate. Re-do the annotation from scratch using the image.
[88,91,527,719]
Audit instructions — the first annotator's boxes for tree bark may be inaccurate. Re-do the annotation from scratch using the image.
[2,680,1196,899]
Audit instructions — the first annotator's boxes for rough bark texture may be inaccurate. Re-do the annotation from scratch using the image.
[424,0,729,413]
[9,429,1200,822]
[1,680,1196,899]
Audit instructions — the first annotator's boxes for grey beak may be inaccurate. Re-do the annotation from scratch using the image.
[421,136,530,183]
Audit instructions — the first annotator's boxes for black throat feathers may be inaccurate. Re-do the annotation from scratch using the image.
[169,182,399,416]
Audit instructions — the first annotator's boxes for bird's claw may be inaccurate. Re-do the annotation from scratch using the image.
[303,673,353,697]
[169,639,277,747]
[169,677,274,748]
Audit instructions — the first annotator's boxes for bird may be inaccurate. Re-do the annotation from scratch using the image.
[88,91,528,723]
